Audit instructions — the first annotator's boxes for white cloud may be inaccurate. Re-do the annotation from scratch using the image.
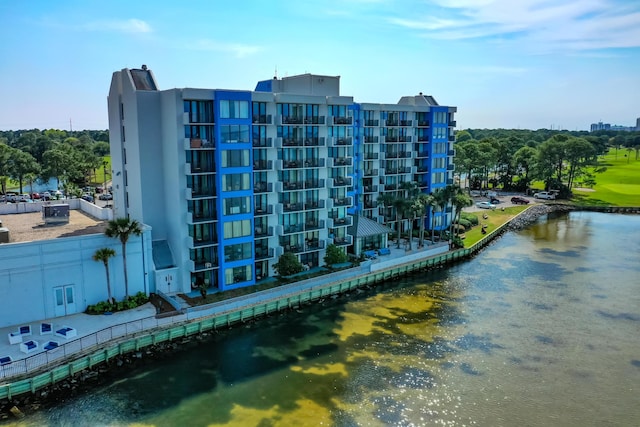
[389,0,640,52]
[188,40,261,58]
[80,18,152,34]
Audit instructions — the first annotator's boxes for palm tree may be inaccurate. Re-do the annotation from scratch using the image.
[415,193,434,247]
[391,197,408,248]
[92,248,116,303]
[105,217,142,297]
[377,192,396,244]
[430,188,449,243]
[450,190,474,241]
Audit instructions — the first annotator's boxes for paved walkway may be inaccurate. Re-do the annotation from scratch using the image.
[0,240,447,382]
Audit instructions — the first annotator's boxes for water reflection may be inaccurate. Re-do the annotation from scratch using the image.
[7,212,640,427]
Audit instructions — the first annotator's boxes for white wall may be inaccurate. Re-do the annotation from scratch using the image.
[0,228,152,328]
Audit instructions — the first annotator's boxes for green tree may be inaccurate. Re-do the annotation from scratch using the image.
[416,193,435,247]
[0,142,13,195]
[105,218,142,297]
[513,145,538,190]
[8,149,39,194]
[324,243,348,266]
[274,252,304,276]
[92,247,117,303]
[450,189,474,242]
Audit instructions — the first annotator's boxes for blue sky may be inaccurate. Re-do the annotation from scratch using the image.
[1,0,639,131]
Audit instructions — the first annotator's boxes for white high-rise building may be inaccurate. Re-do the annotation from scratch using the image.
[108,67,457,294]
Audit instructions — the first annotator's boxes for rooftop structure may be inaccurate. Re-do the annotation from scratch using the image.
[108,66,457,294]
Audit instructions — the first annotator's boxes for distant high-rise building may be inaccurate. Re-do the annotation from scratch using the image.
[108,67,457,294]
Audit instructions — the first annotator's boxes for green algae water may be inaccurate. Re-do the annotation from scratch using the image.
[10,212,640,426]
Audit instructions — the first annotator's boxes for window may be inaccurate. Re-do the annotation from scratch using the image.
[223,173,250,191]
[225,265,252,284]
[433,111,447,124]
[220,125,250,143]
[223,197,250,215]
[433,142,447,154]
[432,172,445,184]
[433,157,446,169]
[219,100,249,119]
[224,243,252,262]
[223,220,251,239]
[221,150,250,167]
[328,105,347,117]
[184,100,214,123]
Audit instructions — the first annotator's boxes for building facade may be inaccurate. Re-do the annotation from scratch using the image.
[108,67,456,294]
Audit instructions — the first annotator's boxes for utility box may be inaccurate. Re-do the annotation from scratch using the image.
[0,227,9,244]
[42,204,70,225]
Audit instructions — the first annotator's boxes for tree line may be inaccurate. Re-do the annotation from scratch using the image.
[454,128,640,197]
[0,129,110,195]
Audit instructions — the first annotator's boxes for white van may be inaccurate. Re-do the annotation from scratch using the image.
[534,191,556,200]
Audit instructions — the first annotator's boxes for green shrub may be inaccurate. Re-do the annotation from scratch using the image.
[461,212,479,226]
[86,292,149,315]
[458,218,472,230]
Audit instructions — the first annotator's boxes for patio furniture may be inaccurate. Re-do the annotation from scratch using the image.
[378,248,391,256]
[40,322,53,335]
[55,326,77,339]
[19,325,32,336]
[20,340,38,354]
[44,341,59,352]
[8,332,23,345]
[0,356,12,366]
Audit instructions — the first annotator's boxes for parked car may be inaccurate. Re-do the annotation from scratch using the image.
[31,192,41,199]
[487,191,498,198]
[470,190,482,197]
[510,196,530,205]
[534,191,556,200]
[476,201,496,210]
[81,194,94,203]
[41,191,51,200]
[489,197,500,204]
[99,193,113,201]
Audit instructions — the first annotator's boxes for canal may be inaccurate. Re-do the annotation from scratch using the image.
[7,211,640,426]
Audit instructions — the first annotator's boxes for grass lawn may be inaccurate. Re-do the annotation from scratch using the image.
[572,149,640,206]
[462,206,528,247]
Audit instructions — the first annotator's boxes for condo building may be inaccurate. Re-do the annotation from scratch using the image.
[108,67,456,294]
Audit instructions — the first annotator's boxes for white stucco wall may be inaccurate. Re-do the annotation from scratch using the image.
[0,229,152,328]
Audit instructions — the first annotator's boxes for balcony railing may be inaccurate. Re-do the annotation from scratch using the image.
[449,120,457,127]
[283,224,304,234]
[283,202,304,212]
[330,176,352,187]
[447,164,455,171]
[253,160,273,171]
[384,136,399,143]
[188,211,216,223]
[364,136,379,143]
[304,199,325,210]
[417,181,429,188]
[363,184,378,193]
[252,137,273,148]
[255,247,275,260]
[417,135,429,142]
[328,137,353,147]
[385,120,399,126]
[448,135,456,142]
[282,181,305,191]
[364,119,379,127]
[303,137,325,147]
[304,116,326,125]
[252,114,272,125]
[253,182,273,193]
[363,169,378,177]
[448,149,456,155]
[304,158,325,168]
[193,236,216,247]
[384,183,398,191]
[400,120,413,127]
[304,179,325,189]
[332,116,353,125]
[417,120,430,127]
[193,259,218,271]
[363,201,377,209]
[331,235,352,246]
[254,225,274,238]
[254,205,273,216]
[185,138,214,150]
[303,239,325,252]
[278,138,305,148]
[280,115,303,125]
[398,136,412,142]
[187,188,216,199]
[330,157,352,167]
[304,219,325,231]
[282,159,304,169]
[416,151,429,158]
[188,164,215,174]
[331,197,351,207]
[364,152,379,160]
